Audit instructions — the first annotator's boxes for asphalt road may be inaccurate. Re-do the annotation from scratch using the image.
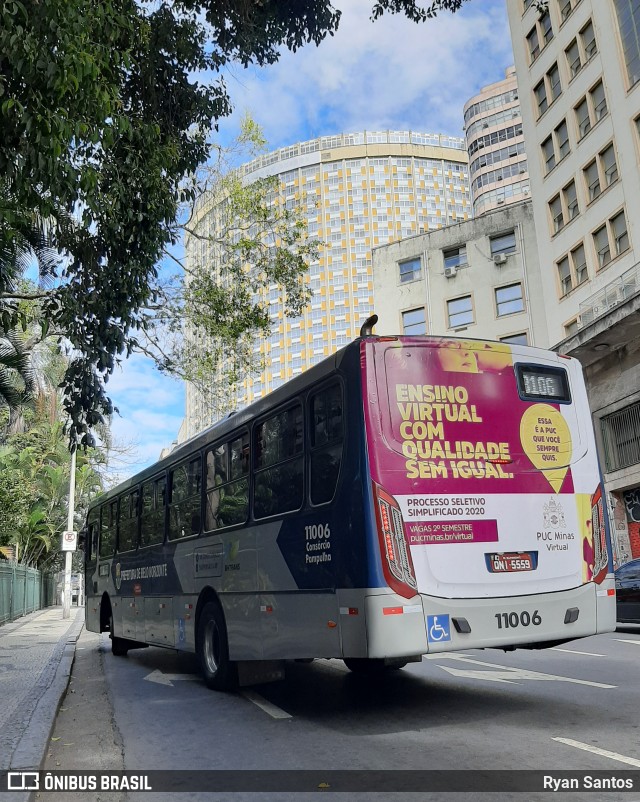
[36,625,640,802]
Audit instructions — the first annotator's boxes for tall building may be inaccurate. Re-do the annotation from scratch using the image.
[184,130,472,438]
[507,0,640,562]
[464,66,531,216]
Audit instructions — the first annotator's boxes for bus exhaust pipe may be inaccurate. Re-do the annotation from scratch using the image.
[359,314,378,337]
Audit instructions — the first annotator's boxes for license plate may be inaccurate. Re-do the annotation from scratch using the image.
[485,552,537,573]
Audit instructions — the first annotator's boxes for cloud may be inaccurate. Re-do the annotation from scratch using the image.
[105,355,184,478]
[218,0,513,148]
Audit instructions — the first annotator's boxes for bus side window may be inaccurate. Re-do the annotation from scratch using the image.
[254,405,304,519]
[87,511,99,563]
[310,384,343,505]
[205,433,249,531]
[140,476,165,547]
[169,456,202,539]
[118,489,139,552]
[99,500,117,558]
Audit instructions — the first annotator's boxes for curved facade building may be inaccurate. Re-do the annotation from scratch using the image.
[185,130,471,437]
[465,67,530,216]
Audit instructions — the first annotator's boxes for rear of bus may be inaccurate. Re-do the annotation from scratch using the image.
[360,336,616,657]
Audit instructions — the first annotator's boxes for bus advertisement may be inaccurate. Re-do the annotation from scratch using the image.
[83,330,615,690]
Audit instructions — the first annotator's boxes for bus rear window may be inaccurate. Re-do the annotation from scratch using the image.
[516,364,571,403]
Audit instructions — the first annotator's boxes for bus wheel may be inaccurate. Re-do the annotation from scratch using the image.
[197,602,237,691]
[109,615,130,657]
[343,658,407,673]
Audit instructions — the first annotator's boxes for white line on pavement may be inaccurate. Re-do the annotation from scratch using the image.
[431,654,616,688]
[551,647,605,657]
[552,738,640,768]
[241,690,292,719]
[614,639,640,646]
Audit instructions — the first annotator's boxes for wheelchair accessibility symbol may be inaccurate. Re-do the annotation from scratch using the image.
[427,615,451,643]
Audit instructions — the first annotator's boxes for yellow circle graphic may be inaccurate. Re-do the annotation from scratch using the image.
[520,404,572,493]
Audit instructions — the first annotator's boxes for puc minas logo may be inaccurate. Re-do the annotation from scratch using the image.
[115,562,122,590]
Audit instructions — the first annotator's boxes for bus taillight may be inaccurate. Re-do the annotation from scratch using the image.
[373,483,418,599]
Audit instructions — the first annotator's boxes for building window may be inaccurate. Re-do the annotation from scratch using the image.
[564,318,579,337]
[549,194,564,234]
[566,38,582,78]
[584,143,619,204]
[527,25,541,63]
[614,0,640,87]
[527,11,553,63]
[584,159,601,202]
[398,256,422,283]
[490,231,517,256]
[564,180,579,221]
[581,20,597,61]
[556,119,570,161]
[591,210,631,269]
[402,307,427,335]
[600,143,619,187]
[500,332,528,345]
[534,79,549,117]
[548,62,562,102]
[540,10,554,44]
[591,81,607,122]
[556,243,589,297]
[611,209,630,256]
[542,135,556,174]
[575,97,591,139]
[571,242,589,286]
[558,0,575,24]
[557,255,573,296]
[575,81,608,141]
[495,283,524,316]
[447,295,473,328]
[443,245,468,270]
[533,65,561,119]
[601,400,640,472]
[593,225,611,269]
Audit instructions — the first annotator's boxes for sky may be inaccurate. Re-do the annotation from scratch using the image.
[106,0,515,482]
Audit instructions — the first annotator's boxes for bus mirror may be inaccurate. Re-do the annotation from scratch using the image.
[77,529,87,551]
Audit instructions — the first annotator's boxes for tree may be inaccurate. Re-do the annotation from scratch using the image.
[0,0,476,443]
[139,115,319,416]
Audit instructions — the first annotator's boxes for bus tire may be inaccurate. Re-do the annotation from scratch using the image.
[109,615,130,657]
[197,601,237,691]
[343,658,407,673]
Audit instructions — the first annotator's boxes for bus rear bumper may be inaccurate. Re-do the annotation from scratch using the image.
[362,577,616,658]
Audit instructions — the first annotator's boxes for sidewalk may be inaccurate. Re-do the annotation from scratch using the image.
[0,606,84,775]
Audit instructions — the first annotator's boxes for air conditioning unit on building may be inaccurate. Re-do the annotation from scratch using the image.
[493,253,508,266]
[444,265,457,278]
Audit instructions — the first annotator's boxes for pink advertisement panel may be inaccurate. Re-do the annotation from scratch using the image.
[361,338,605,593]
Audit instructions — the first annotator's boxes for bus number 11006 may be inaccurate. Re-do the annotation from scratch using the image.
[495,610,542,629]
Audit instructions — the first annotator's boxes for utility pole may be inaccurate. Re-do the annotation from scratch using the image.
[62,447,77,620]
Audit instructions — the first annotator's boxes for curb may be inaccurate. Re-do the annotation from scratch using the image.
[11,611,85,773]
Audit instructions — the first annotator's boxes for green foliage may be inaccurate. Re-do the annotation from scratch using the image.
[0,418,104,568]
[0,0,470,442]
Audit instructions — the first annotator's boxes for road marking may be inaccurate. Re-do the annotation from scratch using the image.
[433,654,615,688]
[614,638,640,646]
[553,738,640,768]
[241,690,292,720]
[143,669,199,687]
[551,647,605,657]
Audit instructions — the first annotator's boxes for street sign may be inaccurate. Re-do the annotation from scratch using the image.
[61,530,78,552]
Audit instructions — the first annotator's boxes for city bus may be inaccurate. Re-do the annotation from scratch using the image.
[83,320,616,690]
